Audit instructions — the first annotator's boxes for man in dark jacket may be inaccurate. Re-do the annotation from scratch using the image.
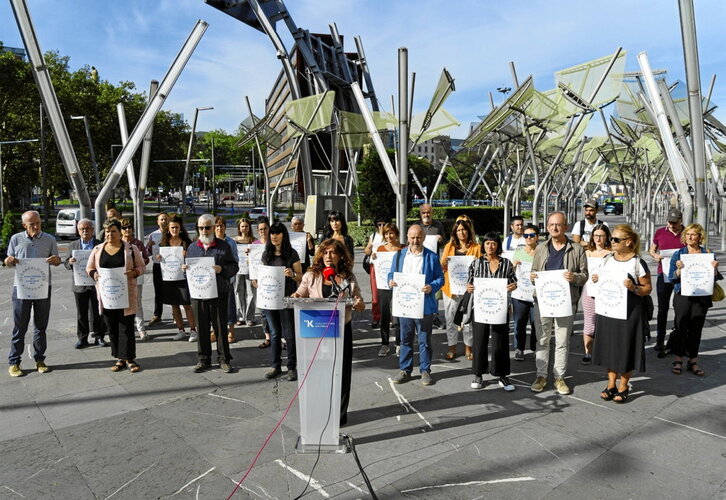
[185,214,239,373]
[64,218,107,349]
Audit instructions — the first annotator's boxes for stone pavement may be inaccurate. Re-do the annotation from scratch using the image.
[0,243,725,499]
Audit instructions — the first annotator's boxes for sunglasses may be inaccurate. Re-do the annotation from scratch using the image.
[121,225,132,230]
[611,237,627,243]
[197,225,212,231]
[523,233,537,238]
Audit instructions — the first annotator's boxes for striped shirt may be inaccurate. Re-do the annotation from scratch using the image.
[467,255,517,285]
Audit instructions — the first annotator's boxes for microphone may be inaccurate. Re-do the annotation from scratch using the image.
[322,266,336,281]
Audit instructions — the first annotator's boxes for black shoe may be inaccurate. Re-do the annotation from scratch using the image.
[287,369,298,381]
[75,340,90,349]
[371,322,380,329]
[432,317,443,329]
[653,341,665,352]
[657,349,671,359]
[93,338,109,347]
[265,367,282,379]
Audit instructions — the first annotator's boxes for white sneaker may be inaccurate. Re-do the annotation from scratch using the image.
[395,345,400,357]
[377,345,390,357]
[189,330,198,342]
[172,330,186,341]
[498,376,515,392]
[139,331,149,342]
[471,376,483,389]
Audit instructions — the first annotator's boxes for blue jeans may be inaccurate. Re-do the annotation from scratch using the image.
[398,315,433,374]
[512,298,537,352]
[264,309,296,370]
[8,287,51,366]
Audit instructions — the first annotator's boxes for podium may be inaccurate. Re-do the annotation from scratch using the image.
[287,297,351,454]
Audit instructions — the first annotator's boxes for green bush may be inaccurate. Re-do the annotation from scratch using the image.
[347,224,376,247]
[1,211,18,249]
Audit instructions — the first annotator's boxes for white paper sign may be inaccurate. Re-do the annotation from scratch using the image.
[535,270,573,317]
[256,265,285,310]
[148,231,162,258]
[72,250,95,286]
[473,277,508,324]
[423,234,439,254]
[159,246,184,281]
[236,244,250,274]
[511,262,534,302]
[392,272,425,319]
[186,257,218,299]
[289,232,308,263]
[14,258,49,300]
[447,255,474,295]
[587,257,604,297]
[660,249,677,283]
[680,253,715,296]
[501,251,515,262]
[374,251,396,291]
[594,271,628,319]
[98,267,129,309]
[248,244,265,280]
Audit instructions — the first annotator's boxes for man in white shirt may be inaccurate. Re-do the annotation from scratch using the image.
[572,199,606,247]
[504,215,525,251]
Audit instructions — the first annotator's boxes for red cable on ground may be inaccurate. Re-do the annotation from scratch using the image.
[227,294,342,499]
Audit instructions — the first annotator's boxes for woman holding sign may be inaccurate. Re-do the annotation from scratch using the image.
[234,217,256,327]
[466,232,517,391]
[87,218,146,372]
[293,238,365,425]
[256,222,302,380]
[373,223,405,356]
[441,219,481,360]
[591,225,651,403]
[581,224,611,365]
[510,224,539,361]
[668,223,720,377]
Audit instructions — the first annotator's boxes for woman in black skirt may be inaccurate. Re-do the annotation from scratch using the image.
[591,224,652,403]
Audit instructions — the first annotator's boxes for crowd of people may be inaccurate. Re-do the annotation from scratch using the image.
[4,200,721,417]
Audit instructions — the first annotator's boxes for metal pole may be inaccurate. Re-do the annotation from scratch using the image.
[397,48,409,235]
[212,136,216,213]
[137,80,158,238]
[679,0,708,229]
[40,103,48,224]
[181,106,213,216]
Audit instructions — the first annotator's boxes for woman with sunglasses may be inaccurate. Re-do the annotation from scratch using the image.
[322,210,355,261]
[255,222,303,380]
[234,217,256,327]
[157,215,197,341]
[120,218,151,341]
[668,223,721,377]
[87,218,146,373]
[364,216,388,330]
[441,219,481,360]
[511,224,539,361]
[581,224,612,364]
[591,224,651,403]
[372,222,405,356]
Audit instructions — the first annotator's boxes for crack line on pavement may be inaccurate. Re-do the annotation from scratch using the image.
[387,378,434,429]
[191,411,246,421]
[654,416,726,440]
[401,477,536,493]
[518,429,575,472]
[171,466,215,496]
[274,459,330,498]
[1,485,25,498]
[207,393,246,403]
[104,462,156,500]
[566,394,616,411]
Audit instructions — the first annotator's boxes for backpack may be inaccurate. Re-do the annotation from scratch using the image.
[579,219,604,239]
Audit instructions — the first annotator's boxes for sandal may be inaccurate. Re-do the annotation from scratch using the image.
[465,345,473,361]
[671,360,683,375]
[228,334,236,344]
[687,360,704,377]
[600,387,617,401]
[127,361,141,373]
[111,361,126,372]
[445,347,457,360]
[258,339,271,349]
[613,387,630,404]
[210,331,217,342]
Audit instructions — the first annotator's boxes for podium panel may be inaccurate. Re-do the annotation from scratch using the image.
[292,299,348,453]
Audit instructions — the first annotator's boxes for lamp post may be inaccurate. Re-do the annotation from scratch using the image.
[0,138,39,219]
[71,115,100,192]
[181,106,213,216]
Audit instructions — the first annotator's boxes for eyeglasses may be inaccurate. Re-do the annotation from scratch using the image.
[197,226,212,231]
[523,233,537,238]
[121,225,132,230]
[611,237,626,243]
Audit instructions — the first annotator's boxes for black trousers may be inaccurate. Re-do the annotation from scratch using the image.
[103,309,136,360]
[192,296,231,364]
[672,293,710,358]
[152,263,164,317]
[340,321,353,425]
[471,321,510,377]
[74,289,105,341]
[656,274,676,342]
[377,289,399,345]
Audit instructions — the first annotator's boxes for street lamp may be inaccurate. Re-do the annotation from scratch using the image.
[0,139,39,219]
[71,115,100,192]
[181,106,213,215]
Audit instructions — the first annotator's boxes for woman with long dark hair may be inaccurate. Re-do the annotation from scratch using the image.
[322,210,355,260]
[255,222,302,380]
[372,223,404,356]
[234,217,256,326]
[292,238,365,425]
[581,224,612,364]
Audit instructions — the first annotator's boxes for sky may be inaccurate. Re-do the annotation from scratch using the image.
[2,0,726,140]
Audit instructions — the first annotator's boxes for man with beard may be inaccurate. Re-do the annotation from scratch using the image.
[572,199,606,247]
[414,204,446,328]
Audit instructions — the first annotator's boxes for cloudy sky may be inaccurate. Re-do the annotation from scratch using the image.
[2,0,725,138]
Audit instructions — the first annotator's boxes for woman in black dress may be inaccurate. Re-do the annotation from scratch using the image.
[322,210,355,261]
[591,224,652,403]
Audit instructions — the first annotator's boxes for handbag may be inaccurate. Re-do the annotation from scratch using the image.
[453,291,474,327]
[712,283,725,301]
[362,253,372,274]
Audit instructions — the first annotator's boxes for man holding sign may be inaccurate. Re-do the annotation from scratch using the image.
[185,214,239,374]
[414,204,446,329]
[530,212,588,395]
[388,225,444,386]
[5,211,60,377]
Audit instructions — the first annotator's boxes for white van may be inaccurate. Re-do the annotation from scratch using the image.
[55,209,95,239]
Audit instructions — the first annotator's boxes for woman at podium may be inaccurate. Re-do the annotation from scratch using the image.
[293,238,365,426]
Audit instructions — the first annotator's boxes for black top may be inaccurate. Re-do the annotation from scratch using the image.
[322,282,334,298]
[100,248,125,268]
[545,241,566,271]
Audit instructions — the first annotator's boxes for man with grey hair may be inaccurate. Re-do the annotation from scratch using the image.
[65,218,107,348]
[185,214,239,373]
[290,215,315,273]
[5,211,61,377]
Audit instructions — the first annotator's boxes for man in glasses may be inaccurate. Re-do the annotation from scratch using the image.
[530,211,588,395]
[65,218,107,349]
[414,204,446,328]
[185,214,239,374]
[648,208,686,352]
[572,199,606,247]
[291,216,315,273]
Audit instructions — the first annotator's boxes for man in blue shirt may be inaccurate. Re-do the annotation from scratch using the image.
[388,224,445,385]
[5,211,61,377]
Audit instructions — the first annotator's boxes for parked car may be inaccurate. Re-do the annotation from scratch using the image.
[603,202,623,215]
[55,208,96,239]
[247,207,279,221]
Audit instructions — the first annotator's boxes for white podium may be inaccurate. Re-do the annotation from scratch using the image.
[289,297,351,454]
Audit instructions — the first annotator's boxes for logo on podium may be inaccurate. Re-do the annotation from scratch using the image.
[299,309,340,338]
